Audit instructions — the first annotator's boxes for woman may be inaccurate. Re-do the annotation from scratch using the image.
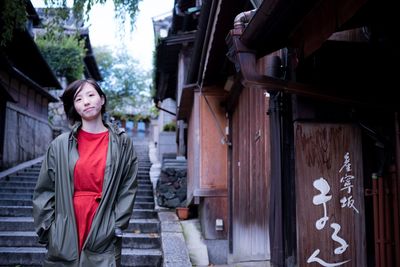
[32,78,138,267]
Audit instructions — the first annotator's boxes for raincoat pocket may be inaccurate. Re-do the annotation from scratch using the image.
[46,214,78,262]
[80,248,117,267]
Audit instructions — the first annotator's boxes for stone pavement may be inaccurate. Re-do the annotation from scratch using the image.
[132,132,192,267]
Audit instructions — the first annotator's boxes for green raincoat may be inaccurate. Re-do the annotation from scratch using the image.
[32,122,138,267]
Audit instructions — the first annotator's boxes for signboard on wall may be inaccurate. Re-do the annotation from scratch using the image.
[295,123,366,267]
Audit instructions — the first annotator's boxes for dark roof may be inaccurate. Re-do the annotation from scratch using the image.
[2,29,61,91]
[81,32,102,81]
[154,32,196,102]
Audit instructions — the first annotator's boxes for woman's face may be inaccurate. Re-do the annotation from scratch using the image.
[73,83,105,122]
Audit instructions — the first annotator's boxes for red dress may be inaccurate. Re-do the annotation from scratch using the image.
[73,129,109,252]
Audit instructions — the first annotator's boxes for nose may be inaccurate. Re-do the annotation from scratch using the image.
[83,96,90,105]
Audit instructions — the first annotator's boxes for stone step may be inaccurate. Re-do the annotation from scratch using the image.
[0,217,159,233]
[0,192,32,200]
[126,218,159,234]
[0,217,34,231]
[137,177,151,182]
[0,247,45,266]
[137,176,151,181]
[132,209,157,219]
[135,195,154,202]
[121,248,162,267]
[0,206,32,216]
[0,198,32,206]
[134,201,154,209]
[136,190,154,197]
[0,247,162,267]
[0,187,34,194]
[8,172,39,177]
[0,181,37,188]
[137,183,153,189]
[122,232,161,249]
[0,203,157,217]
[0,231,160,249]
[138,184,153,190]
[0,231,41,247]
[26,171,40,174]
[1,175,38,182]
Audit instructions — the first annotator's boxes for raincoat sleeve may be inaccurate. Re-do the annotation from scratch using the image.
[32,143,56,244]
[114,135,138,231]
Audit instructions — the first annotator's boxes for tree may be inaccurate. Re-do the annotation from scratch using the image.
[0,0,140,46]
[94,46,155,121]
[36,34,86,83]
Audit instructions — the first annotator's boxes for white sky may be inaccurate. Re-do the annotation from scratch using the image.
[31,0,174,71]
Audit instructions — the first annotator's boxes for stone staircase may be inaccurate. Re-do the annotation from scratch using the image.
[0,142,162,266]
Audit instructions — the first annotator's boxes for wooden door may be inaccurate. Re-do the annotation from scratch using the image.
[231,87,271,262]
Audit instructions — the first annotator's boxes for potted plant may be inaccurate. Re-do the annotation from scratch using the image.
[176,202,189,220]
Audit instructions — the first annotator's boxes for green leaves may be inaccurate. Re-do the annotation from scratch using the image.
[0,0,141,46]
[36,34,86,82]
[93,46,155,120]
[0,0,27,46]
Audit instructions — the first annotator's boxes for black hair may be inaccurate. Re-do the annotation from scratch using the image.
[60,78,107,125]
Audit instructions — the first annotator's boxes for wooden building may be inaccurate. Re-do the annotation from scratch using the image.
[0,1,62,170]
[155,0,400,266]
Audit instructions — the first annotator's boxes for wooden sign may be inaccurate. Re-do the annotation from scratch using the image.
[295,123,366,267]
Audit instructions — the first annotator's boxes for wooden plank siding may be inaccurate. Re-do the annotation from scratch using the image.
[0,72,53,170]
[231,86,270,262]
[187,88,201,203]
[187,87,229,239]
[295,123,366,267]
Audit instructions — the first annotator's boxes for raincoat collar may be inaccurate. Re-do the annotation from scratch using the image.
[69,120,125,141]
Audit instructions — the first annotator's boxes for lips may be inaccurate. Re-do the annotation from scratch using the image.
[83,107,94,112]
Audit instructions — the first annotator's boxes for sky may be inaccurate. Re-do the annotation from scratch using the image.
[31,0,174,71]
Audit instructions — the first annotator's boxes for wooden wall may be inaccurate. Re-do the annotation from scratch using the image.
[231,86,270,262]
[0,71,53,170]
[187,87,229,239]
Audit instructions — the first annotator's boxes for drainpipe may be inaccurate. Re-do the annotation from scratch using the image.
[227,9,288,267]
[233,9,257,30]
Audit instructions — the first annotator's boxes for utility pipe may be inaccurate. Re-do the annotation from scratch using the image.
[389,164,399,266]
[155,102,176,116]
[394,112,400,266]
[384,171,393,267]
[372,173,380,267]
[378,174,386,267]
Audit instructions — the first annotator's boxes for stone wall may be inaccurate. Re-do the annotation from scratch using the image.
[48,89,70,134]
[156,157,187,208]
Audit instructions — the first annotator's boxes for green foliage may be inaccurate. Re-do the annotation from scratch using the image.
[0,0,27,46]
[44,0,141,30]
[36,34,86,82]
[93,46,154,119]
[163,121,176,132]
[0,0,141,47]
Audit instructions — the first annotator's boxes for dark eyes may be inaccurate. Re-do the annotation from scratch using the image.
[74,94,95,102]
